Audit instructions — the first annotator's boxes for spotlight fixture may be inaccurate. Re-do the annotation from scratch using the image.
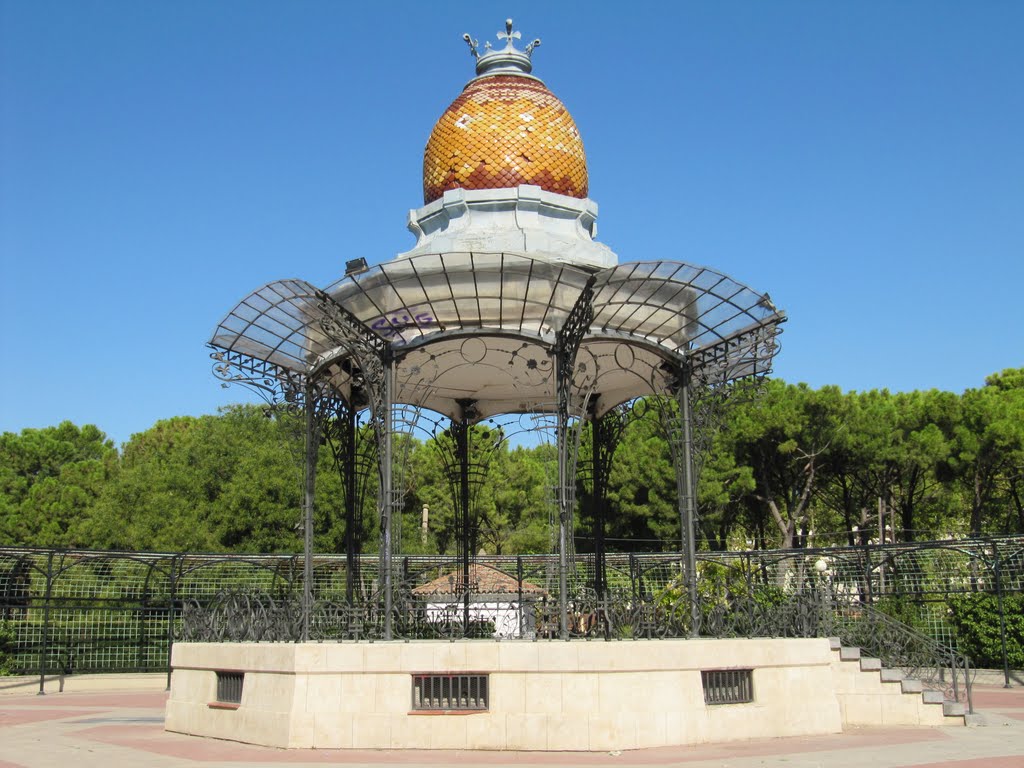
[345,257,369,277]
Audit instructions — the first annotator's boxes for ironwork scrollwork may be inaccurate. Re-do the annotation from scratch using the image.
[314,294,390,439]
[689,321,782,385]
[555,277,596,404]
[823,600,973,709]
[180,590,303,643]
[209,347,305,408]
[175,576,972,714]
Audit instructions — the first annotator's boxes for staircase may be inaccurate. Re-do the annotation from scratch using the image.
[830,637,968,727]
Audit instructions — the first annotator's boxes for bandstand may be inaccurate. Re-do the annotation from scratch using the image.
[203,19,784,643]
[162,21,938,751]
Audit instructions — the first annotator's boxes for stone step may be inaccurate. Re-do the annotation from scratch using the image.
[859,657,882,672]
[880,667,905,683]
[922,690,945,705]
[964,712,988,727]
[839,646,861,662]
[900,678,923,694]
[830,639,966,727]
[943,700,966,717]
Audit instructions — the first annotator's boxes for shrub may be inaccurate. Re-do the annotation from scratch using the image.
[947,594,1024,670]
[0,621,16,676]
[874,596,929,635]
[751,584,787,609]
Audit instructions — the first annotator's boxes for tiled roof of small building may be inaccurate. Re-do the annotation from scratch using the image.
[411,563,548,598]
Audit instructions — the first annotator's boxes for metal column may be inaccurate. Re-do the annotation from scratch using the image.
[301,381,319,642]
[378,357,395,640]
[344,402,359,607]
[453,414,472,630]
[590,409,622,599]
[552,278,595,640]
[555,356,571,640]
[674,369,700,636]
[313,290,394,640]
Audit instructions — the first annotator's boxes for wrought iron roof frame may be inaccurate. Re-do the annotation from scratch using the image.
[208,252,785,419]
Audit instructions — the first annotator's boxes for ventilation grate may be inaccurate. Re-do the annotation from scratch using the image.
[216,671,244,704]
[412,674,488,711]
[701,669,753,705]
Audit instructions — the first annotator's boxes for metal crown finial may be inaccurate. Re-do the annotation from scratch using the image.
[497,18,521,47]
[462,19,542,78]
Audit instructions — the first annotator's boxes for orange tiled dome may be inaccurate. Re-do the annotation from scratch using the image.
[423,73,589,204]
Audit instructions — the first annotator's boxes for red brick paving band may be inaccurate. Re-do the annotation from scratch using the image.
[0,684,1022,767]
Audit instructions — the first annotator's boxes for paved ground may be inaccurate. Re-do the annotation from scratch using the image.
[1,682,1022,768]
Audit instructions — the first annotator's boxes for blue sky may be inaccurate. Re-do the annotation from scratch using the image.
[2,1,1022,448]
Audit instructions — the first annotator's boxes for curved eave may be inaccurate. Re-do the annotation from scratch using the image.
[208,278,328,373]
[208,252,785,416]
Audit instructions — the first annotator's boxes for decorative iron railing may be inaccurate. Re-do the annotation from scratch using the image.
[1,536,1018,706]
[823,600,973,712]
[176,583,972,713]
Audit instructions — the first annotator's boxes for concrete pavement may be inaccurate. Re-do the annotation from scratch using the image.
[1,677,1022,768]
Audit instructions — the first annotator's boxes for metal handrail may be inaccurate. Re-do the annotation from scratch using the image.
[824,599,973,713]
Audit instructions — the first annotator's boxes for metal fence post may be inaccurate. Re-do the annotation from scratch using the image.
[517,556,524,638]
[863,545,873,605]
[628,554,638,602]
[165,555,179,691]
[993,544,1011,688]
[37,552,54,695]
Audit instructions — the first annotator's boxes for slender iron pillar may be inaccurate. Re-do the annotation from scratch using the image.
[593,447,607,599]
[301,382,318,642]
[556,355,570,640]
[380,359,395,640]
[590,414,617,599]
[344,403,358,607]
[552,277,594,640]
[675,372,700,636]
[454,416,472,629]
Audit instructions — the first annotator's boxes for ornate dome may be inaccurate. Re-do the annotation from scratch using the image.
[422,22,588,205]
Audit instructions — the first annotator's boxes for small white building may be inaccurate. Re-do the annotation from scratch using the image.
[411,563,549,638]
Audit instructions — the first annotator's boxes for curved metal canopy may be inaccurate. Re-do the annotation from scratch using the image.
[209,251,784,420]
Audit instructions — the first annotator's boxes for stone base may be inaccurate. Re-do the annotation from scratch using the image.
[166,638,846,750]
[399,185,617,269]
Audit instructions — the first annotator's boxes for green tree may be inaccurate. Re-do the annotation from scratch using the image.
[404,430,554,557]
[85,407,325,553]
[824,390,957,543]
[488,445,554,554]
[881,390,958,541]
[727,381,842,550]
[605,410,678,550]
[695,426,756,551]
[0,422,117,547]
[952,372,1024,535]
